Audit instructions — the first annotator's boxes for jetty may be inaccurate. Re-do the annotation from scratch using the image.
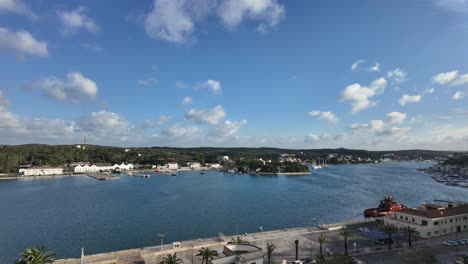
[87,173,119,181]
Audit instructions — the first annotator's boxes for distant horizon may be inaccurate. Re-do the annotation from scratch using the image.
[1,1,467,150]
[1,142,464,153]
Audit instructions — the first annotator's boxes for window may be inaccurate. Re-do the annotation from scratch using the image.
[464,225,467,230]
[412,218,415,222]
[434,231,439,235]
[400,216,403,220]
[426,232,431,237]
[405,217,408,221]
[443,229,447,234]
[434,221,439,225]
[464,216,467,220]
[450,219,453,223]
[422,220,428,226]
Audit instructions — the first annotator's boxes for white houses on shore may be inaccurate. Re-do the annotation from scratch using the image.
[69,162,133,173]
[19,167,64,176]
[384,202,468,238]
[187,162,201,169]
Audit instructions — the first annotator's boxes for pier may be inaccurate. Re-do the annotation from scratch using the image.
[87,173,120,181]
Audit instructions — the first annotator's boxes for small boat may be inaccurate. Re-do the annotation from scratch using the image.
[141,174,150,178]
[200,170,205,174]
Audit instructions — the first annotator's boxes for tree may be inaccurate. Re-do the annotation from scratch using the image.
[15,245,55,264]
[196,247,218,264]
[266,243,276,264]
[160,253,183,264]
[318,234,326,258]
[231,236,250,245]
[380,223,398,250]
[338,227,351,256]
[401,226,417,247]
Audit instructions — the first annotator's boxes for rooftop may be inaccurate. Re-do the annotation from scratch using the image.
[398,203,468,219]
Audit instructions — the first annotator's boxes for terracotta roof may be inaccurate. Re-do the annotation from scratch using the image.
[398,203,468,219]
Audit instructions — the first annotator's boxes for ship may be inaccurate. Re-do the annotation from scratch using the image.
[364,195,407,218]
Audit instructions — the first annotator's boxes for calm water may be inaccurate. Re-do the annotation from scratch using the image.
[1,162,467,262]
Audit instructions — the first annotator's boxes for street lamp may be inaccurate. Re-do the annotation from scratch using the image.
[259,226,264,251]
[158,232,167,252]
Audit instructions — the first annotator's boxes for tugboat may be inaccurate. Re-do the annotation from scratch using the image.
[364,195,407,218]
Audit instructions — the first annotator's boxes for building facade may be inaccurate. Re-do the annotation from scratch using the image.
[19,167,64,176]
[384,202,468,238]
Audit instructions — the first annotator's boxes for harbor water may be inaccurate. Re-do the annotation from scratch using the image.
[1,162,467,262]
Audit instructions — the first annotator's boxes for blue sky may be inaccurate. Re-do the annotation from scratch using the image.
[0,0,467,150]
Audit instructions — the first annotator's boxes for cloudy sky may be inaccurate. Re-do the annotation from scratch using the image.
[0,0,468,150]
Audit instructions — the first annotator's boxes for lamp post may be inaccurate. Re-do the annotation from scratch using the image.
[158,232,167,252]
[191,243,194,264]
[259,226,264,251]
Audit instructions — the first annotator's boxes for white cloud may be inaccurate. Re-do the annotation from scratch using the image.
[185,105,226,125]
[161,124,201,138]
[433,0,468,12]
[351,59,365,71]
[0,0,37,19]
[210,119,247,137]
[305,133,347,144]
[137,78,158,86]
[375,127,409,137]
[399,94,421,106]
[339,77,387,113]
[452,73,468,86]
[387,68,407,84]
[144,115,169,127]
[432,70,458,85]
[29,72,98,103]
[78,111,130,140]
[0,27,48,57]
[144,0,285,43]
[0,89,8,108]
[424,88,435,95]
[369,63,381,72]
[145,0,195,44]
[181,96,192,106]
[307,111,339,124]
[201,79,222,94]
[386,112,407,124]
[217,0,285,32]
[349,120,384,133]
[58,7,99,35]
[453,91,464,100]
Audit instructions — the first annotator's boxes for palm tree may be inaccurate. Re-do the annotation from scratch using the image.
[15,245,55,264]
[456,255,468,264]
[338,227,351,256]
[196,247,218,264]
[266,243,276,264]
[380,223,398,250]
[401,226,417,247]
[232,236,249,245]
[318,234,326,258]
[160,253,183,264]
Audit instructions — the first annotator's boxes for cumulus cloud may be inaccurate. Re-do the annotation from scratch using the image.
[305,133,347,144]
[432,70,458,85]
[387,68,407,84]
[144,0,285,43]
[199,79,222,94]
[137,78,158,86]
[399,94,421,106]
[181,96,192,106]
[29,72,98,103]
[375,127,409,137]
[161,124,201,138]
[452,73,468,86]
[349,120,384,133]
[144,115,169,127]
[0,27,48,57]
[351,59,365,71]
[339,77,387,113]
[453,91,464,100]
[217,0,285,32]
[78,111,131,142]
[386,112,407,124]
[58,7,99,35]
[210,119,247,137]
[0,0,37,19]
[369,63,380,72]
[185,105,226,125]
[308,111,339,124]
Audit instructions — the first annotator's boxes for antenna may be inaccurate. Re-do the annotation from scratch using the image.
[83,135,87,150]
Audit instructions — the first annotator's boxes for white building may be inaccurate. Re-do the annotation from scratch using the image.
[384,202,468,238]
[19,167,64,176]
[70,162,133,173]
[166,162,178,170]
[187,162,201,169]
[113,163,133,171]
[206,163,221,169]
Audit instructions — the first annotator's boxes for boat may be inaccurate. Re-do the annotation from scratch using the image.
[364,195,407,218]
[141,174,150,178]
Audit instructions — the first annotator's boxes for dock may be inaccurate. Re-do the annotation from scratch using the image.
[87,173,119,181]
